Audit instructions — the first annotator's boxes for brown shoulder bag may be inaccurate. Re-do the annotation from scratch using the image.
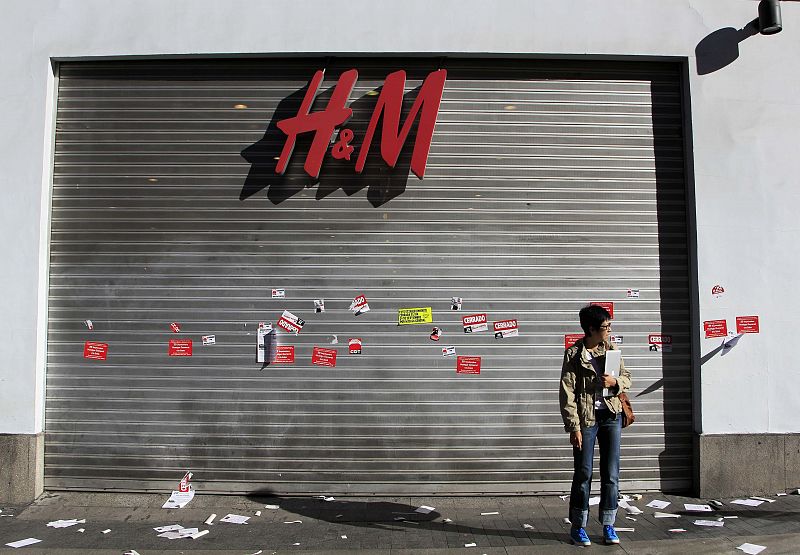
[619,392,635,428]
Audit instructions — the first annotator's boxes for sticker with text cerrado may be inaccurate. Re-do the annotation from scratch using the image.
[564,334,584,349]
[648,334,672,353]
[589,301,614,319]
[456,356,481,374]
[736,316,760,334]
[83,341,108,361]
[493,319,518,338]
[703,319,728,338]
[312,346,337,367]
[273,345,295,364]
[276,310,305,334]
[169,339,193,357]
[462,313,488,333]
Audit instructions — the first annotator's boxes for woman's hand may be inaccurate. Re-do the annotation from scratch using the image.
[570,430,582,450]
[601,374,618,388]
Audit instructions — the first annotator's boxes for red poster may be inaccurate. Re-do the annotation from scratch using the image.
[736,316,760,334]
[83,341,108,361]
[589,301,614,319]
[312,347,337,367]
[564,334,584,349]
[169,339,193,356]
[493,319,519,338]
[703,319,728,338]
[456,356,481,374]
[273,345,295,363]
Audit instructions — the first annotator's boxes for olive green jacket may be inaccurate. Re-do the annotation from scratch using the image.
[559,338,632,433]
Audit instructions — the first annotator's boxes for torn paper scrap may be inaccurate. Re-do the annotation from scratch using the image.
[154,525,184,533]
[615,527,635,532]
[283,520,302,524]
[265,505,280,510]
[202,335,215,345]
[646,500,671,509]
[654,512,680,518]
[123,551,141,555]
[668,528,687,532]
[443,518,453,523]
[415,505,436,514]
[190,530,209,539]
[558,495,569,500]
[523,523,534,529]
[625,517,637,521]
[750,496,776,503]
[317,495,335,501]
[724,516,739,519]
[451,297,462,311]
[255,510,261,516]
[204,514,216,525]
[736,543,767,555]
[465,543,477,547]
[314,299,325,313]
[563,518,571,524]
[349,294,370,315]
[341,535,347,539]
[709,500,724,509]
[101,529,111,534]
[47,518,86,528]
[693,519,724,527]
[480,511,499,515]
[162,488,194,509]
[84,319,94,330]
[219,514,250,524]
[5,538,42,548]
[732,499,764,507]
[588,496,601,506]
[777,492,788,496]
[619,500,642,514]
[77,529,84,533]
[684,503,713,512]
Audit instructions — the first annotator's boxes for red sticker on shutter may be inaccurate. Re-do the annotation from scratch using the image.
[83,341,108,361]
[169,339,193,356]
[312,347,337,367]
[564,334,584,349]
[589,301,614,319]
[273,345,295,363]
[456,356,481,374]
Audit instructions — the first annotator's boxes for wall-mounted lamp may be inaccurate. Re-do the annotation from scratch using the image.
[758,0,782,35]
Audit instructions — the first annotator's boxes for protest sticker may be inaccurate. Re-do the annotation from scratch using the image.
[398,307,433,325]
[704,319,728,338]
[429,327,442,341]
[258,322,272,331]
[178,471,193,493]
[456,356,481,374]
[648,334,672,352]
[564,334,584,349]
[277,310,305,334]
[314,299,325,313]
[349,294,370,315]
[736,316,760,334]
[202,335,216,346]
[589,301,614,318]
[626,289,640,299]
[451,297,462,311]
[312,347,337,367]
[84,319,94,330]
[442,346,456,357]
[271,288,286,299]
[348,338,362,354]
[273,345,295,364]
[83,341,108,361]
[493,319,518,338]
[462,313,488,333]
[610,335,623,345]
[712,284,725,298]
[169,339,193,356]
[170,322,181,333]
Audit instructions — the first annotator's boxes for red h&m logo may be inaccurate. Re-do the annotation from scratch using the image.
[275,69,447,179]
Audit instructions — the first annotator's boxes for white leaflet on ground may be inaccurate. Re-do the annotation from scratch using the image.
[558,495,569,500]
[190,530,209,539]
[204,514,216,525]
[777,492,788,496]
[480,511,499,515]
[684,503,713,512]
[341,535,347,539]
[123,551,141,555]
[5,538,42,548]
[563,518,571,524]
[731,499,764,507]
[255,511,261,516]
[443,518,453,523]
[588,496,600,506]
[162,488,194,509]
[724,516,739,519]
[219,514,250,524]
[265,505,280,510]
[77,529,85,533]
[668,528,687,532]
[47,518,86,528]
[736,543,767,555]
[153,525,184,532]
[283,520,302,524]
[619,499,643,514]
[101,529,111,534]
[693,519,724,527]
[615,527,635,532]
[646,500,671,509]
[654,512,681,518]
[749,496,775,503]
[465,543,477,547]
[523,524,534,529]
[625,516,637,521]
[415,505,435,514]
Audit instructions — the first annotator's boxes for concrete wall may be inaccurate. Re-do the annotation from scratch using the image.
[1,0,799,497]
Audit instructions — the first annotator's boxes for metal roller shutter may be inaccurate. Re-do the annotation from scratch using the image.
[46,58,692,494]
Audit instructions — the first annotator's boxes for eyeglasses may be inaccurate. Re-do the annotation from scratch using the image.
[599,323,612,330]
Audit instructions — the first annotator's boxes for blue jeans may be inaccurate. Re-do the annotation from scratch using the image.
[569,410,621,528]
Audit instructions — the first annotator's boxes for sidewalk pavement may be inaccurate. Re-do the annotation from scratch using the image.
[2,490,799,554]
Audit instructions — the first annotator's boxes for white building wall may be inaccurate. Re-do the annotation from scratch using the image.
[1,0,798,435]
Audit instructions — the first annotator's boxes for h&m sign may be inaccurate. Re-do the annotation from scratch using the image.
[275,69,447,179]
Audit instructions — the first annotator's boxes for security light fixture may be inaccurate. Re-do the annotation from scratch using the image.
[758,0,782,35]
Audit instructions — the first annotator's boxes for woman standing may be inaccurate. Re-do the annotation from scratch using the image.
[559,304,632,546]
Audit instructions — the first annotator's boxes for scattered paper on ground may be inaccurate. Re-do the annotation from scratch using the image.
[480,511,499,515]
[5,538,42,548]
[190,530,209,539]
[465,543,477,547]
[220,514,250,524]
[654,512,681,518]
[646,500,671,509]
[732,499,764,507]
[736,543,767,555]
[724,516,739,519]
[204,514,216,525]
[615,527,635,532]
[47,518,86,528]
[625,516,637,521]
[317,496,335,501]
[684,503,713,512]
[563,517,571,524]
[123,551,141,555]
[415,505,435,514]
[523,523,534,529]
[668,528,687,532]
[162,488,194,509]
[101,529,111,534]
[619,499,643,514]
[750,496,775,503]
[693,519,724,527]
[558,495,569,500]
[283,519,302,524]
[589,496,600,506]
[154,525,183,533]
[265,505,280,510]
[443,518,453,523]
[341,535,347,539]
[77,528,85,533]
[255,511,261,516]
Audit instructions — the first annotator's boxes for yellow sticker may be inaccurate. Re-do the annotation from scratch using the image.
[398,307,433,325]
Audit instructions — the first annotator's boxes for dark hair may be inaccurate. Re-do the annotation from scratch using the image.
[579,304,612,335]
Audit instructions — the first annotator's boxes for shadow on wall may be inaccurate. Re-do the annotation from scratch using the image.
[695,19,759,75]
[239,75,419,207]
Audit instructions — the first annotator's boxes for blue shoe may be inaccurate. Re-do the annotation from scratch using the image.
[570,527,591,546]
[604,525,620,545]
